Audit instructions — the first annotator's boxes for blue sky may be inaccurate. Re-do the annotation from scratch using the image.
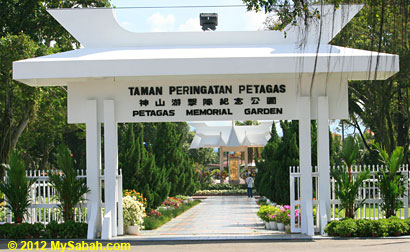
[110,0,267,32]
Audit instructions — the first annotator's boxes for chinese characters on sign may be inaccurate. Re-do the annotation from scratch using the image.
[128,84,286,120]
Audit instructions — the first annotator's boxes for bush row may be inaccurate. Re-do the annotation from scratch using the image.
[325,217,410,237]
[0,221,87,239]
[200,184,247,190]
[194,189,249,196]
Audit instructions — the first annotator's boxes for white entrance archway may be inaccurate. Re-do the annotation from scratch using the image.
[13,5,399,238]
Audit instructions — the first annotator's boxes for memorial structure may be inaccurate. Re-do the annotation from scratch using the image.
[13,5,399,238]
[189,121,272,183]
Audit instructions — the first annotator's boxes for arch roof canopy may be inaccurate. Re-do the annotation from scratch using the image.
[189,122,272,149]
[13,5,399,87]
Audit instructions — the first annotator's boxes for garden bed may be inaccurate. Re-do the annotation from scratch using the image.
[143,200,200,230]
[194,189,254,196]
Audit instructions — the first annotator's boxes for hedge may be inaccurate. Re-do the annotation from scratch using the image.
[0,221,87,239]
[325,216,410,237]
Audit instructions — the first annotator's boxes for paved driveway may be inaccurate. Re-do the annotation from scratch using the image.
[122,196,300,240]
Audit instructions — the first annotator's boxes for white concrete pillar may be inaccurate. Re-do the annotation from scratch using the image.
[102,100,118,239]
[219,147,224,183]
[298,96,314,236]
[317,96,331,235]
[86,100,102,239]
[245,147,249,171]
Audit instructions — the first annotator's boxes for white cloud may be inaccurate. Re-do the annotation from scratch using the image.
[147,12,175,32]
[178,18,202,32]
[243,11,268,31]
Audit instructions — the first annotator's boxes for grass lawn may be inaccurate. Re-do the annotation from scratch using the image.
[331,206,407,219]
[143,200,200,230]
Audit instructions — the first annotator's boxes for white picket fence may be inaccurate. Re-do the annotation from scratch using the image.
[290,164,410,233]
[1,169,122,224]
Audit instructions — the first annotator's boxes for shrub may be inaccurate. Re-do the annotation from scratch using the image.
[387,216,409,236]
[324,221,339,236]
[405,218,410,235]
[123,190,147,207]
[257,205,273,222]
[31,223,45,239]
[8,223,33,239]
[374,219,389,237]
[325,218,410,237]
[194,189,248,195]
[45,221,60,239]
[335,218,357,237]
[355,219,372,237]
[0,221,87,239]
[123,195,146,229]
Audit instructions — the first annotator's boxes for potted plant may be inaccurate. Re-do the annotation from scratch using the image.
[267,207,279,230]
[123,195,146,234]
[276,205,290,231]
[257,205,271,229]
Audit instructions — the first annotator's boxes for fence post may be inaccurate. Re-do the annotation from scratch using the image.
[290,167,295,232]
[404,164,409,219]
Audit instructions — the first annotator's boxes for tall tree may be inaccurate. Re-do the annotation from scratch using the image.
[118,123,144,190]
[255,122,280,200]
[118,123,171,211]
[153,122,198,196]
[0,34,40,176]
[0,0,110,174]
[332,2,410,160]
[245,0,410,160]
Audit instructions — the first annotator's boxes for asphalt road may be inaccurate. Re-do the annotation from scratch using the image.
[1,238,410,252]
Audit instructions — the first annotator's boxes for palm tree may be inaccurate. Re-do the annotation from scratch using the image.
[0,151,35,223]
[332,136,369,218]
[374,144,406,218]
[48,145,89,221]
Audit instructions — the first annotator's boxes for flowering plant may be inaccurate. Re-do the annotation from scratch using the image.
[148,209,162,217]
[123,195,146,229]
[169,197,183,205]
[257,205,279,222]
[123,189,147,207]
[267,211,278,222]
[276,205,291,225]
[162,199,180,208]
